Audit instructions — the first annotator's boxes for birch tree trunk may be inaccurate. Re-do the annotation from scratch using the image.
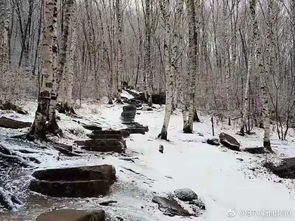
[115,0,123,103]
[47,0,60,134]
[183,0,199,133]
[256,0,272,150]
[240,0,257,135]
[158,0,173,140]
[144,0,154,106]
[29,0,58,140]
[60,0,77,114]
[0,0,10,89]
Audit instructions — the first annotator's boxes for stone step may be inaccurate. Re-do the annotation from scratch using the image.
[75,139,126,153]
[30,165,116,198]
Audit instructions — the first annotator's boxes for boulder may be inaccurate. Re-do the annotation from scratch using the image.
[152,196,191,217]
[36,209,105,221]
[174,188,198,202]
[264,158,295,179]
[0,117,31,129]
[207,138,220,146]
[30,165,116,197]
[219,132,240,151]
[189,199,206,210]
[75,139,126,153]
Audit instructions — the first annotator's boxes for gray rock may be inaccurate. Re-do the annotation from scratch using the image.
[244,147,269,154]
[36,209,105,221]
[189,199,206,210]
[174,188,198,202]
[0,117,31,129]
[207,138,220,146]
[30,165,116,197]
[152,196,191,217]
[219,132,240,151]
[264,157,295,179]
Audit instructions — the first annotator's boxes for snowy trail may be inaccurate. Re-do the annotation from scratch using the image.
[125,108,295,221]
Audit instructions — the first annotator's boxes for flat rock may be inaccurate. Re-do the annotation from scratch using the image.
[152,196,191,217]
[30,165,116,197]
[207,138,220,146]
[219,132,240,151]
[264,158,295,179]
[87,133,123,140]
[124,128,146,135]
[36,209,105,221]
[123,105,137,112]
[244,147,269,154]
[82,124,102,131]
[92,130,129,138]
[75,139,126,153]
[0,117,31,129]
[174,188,198,201]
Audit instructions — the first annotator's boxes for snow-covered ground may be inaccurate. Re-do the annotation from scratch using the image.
[1,100,295,220]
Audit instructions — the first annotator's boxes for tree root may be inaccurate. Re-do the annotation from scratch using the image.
[52,142,81,157]
[0,187,22,211]
[0,100,28,115]
[0,145,38,167]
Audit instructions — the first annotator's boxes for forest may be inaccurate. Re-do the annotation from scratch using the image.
[0,0,295,220]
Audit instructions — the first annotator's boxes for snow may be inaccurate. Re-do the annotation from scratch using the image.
[1,99,295,220]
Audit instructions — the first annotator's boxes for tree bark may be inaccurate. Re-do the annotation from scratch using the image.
[115,0,123,103]
[144,0,153,106]
[59,0,76,114]
[240,0,257,135]
[158,0,173,140]
[183,0,199,133]
[29,0,58,140]
[0,0,10,89]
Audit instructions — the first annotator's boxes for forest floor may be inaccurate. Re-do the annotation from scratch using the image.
[0,96,295,221]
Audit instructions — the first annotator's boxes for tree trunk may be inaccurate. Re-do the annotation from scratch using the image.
[158,0,173,140]
[183,0,199,133]
[144,0,153,106]
[115,0,123,103]
[60,1,77,114]
[240,0,257,135]
[29,0,58,140]
[256,0,272,150]
[0,0,10,95]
